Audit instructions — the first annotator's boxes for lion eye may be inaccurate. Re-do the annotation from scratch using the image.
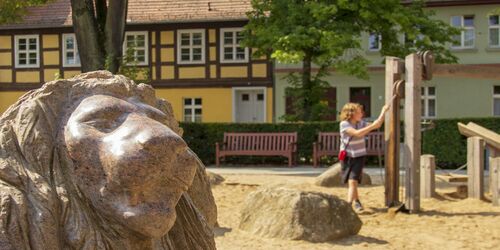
[83,113,127,133]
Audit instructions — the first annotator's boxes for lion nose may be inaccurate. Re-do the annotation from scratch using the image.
[135,120,187,155]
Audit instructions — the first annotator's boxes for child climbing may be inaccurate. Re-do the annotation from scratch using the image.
[339,103,389,212]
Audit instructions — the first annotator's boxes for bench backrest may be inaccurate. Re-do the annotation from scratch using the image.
[223,132,297,152]
[318,132,384,154]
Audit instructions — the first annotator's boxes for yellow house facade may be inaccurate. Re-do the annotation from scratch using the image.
[0,0,273,123]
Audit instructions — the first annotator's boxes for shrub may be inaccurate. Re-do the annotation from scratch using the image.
[180,117,500,168]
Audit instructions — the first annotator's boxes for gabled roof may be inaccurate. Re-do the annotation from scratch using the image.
[0,0,498,30]
[0,0,252,30]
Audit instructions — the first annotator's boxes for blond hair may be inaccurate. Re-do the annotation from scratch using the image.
[339,103,362,121]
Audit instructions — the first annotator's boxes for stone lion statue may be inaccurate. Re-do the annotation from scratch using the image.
[0,71,216,249]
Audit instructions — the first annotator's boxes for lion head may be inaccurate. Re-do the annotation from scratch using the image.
[0,71,215,249]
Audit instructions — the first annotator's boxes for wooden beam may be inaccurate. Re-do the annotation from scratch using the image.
[420,154,436,199]
[436,174,468,183]
[491,152,500,206]
[384,57,403,207]
[467,136,485,200]
[404,53,422,213]
[490,148,499,205]
[458,122,500,150]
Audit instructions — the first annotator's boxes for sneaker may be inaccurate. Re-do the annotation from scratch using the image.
[354,200,364,212]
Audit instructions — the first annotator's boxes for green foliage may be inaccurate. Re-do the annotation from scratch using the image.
[422,118,500,168]
[281,67,335,121]
[180,117,500,168]
[0,0,52,24]
[243,0,460,121]
[105,46,151,83]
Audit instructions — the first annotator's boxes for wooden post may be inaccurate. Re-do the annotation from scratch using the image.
[404,53,422,213]
[467,136,485,200]
[491,157,500,206]
[384,57,403,207]
[489,148,499,206]
[420,154,435,199]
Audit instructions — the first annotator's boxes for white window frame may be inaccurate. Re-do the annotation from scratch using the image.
[14,35,39,68]
[220,28,249,63]
[489,15,500,48]
[494,86,500,117]
[231,87,267,123]
[450,15,475,49]
[123,31,149,66]
[177,29,205,65]
[183,97,203,122]
[422,86,437,118]
[62,33,81,67]
[368,33,381,51]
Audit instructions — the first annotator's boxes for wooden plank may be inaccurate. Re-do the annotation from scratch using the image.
[384,56,403,207]
[420,154,436,199]
[436,174,468,183]
[489,148,499,203]
[491,153,500,206]
[458,122,500,150]
[404,53,422,213]
[467,136,485,200]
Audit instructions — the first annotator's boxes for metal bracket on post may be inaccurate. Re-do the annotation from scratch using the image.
[418,51,434,81]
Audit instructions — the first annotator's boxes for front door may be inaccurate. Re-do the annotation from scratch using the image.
[350,87,371,117]
[235,89,265,123]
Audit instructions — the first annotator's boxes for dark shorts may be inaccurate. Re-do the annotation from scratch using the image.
[341,156,365,184]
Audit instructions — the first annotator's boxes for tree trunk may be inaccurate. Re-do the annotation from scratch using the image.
[105,0,128,74]
[70,0,105,72]
[302,54,313,121]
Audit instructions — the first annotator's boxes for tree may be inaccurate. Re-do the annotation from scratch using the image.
[70,0,127,73]
[243,0,460,121]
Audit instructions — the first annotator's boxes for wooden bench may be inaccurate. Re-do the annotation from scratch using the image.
[312,132,384,167]
[215,132,298,167]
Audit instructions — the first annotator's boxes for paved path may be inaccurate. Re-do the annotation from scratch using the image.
[206,165,470,177]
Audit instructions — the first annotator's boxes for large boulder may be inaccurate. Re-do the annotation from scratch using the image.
[206,171,225,186]
[315,163,372,187]
[239,186,362,242]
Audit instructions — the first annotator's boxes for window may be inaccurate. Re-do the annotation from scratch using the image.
[178,29,205,64]
[220,28,248,62]
[183,98,202,122]
[489,15,500,48]
[15,35,39,68]
[62,34,81,67]
[368,33,381,51]
[123,31,148,65]
[421,87,436,118]
[451,15,475,48]
[494,86,500,116]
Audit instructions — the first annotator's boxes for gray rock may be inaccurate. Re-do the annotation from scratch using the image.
[315,163,372,187]
[239,186,362,242]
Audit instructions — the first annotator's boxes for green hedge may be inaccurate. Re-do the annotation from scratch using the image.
[180,117,500,168]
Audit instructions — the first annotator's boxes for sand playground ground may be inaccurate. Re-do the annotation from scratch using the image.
[210,170,500,250]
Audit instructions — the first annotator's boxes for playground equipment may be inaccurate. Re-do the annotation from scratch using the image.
[384,51,434,213]
[458,122,500,206]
